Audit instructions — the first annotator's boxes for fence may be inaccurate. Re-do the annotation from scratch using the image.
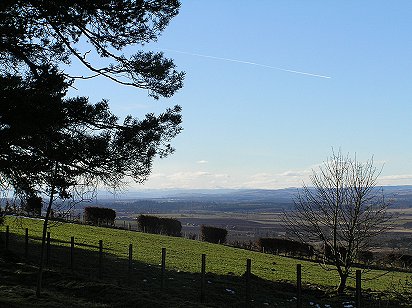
[2,225,364,307]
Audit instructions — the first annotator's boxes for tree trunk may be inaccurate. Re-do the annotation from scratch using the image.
[36,163,57,297]
[337,273,348,294]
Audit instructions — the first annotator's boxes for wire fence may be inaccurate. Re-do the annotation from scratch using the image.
[1,225,370,308]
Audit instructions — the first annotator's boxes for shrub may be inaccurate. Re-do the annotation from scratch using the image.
[200,225,227,244]
[84,207,116,226]
[136,215,182,237]
[159,217,182,237]
[357,250,374,264]
[137,215,159,233]
[385,253,412,269]
[24,195,42,216]
[257,238,314,257]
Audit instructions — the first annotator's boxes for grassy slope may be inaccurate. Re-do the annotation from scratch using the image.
[3,216,407,290]
[1,216,411,307]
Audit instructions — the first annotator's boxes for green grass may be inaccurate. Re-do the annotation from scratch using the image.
[2,216,410,292]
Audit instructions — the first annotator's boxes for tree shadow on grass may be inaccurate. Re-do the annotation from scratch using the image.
[0,232,407,308]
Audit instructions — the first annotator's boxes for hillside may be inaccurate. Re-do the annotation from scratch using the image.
[87,186,412,214]
[1,217,411,307]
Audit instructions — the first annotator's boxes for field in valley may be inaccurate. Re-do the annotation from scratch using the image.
[115,209,412,253]
[2,212,411,307]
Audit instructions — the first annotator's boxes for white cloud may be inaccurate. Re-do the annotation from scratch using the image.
[126,162,412,190]
[196,160,208,164]
[141,167,314,190]
[250,173,273,179]
[136,170,232,189]
[166,171,211,181]
[241,170,309,189]
[379,174,412,180]
[378,174,412,186]
[279,170,309,177]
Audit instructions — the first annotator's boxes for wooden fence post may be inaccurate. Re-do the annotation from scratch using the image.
[200,254,206,303]
[161,247,166,290]
[246,258,251,307]
[70,236,75,270]
[128,244,133,272]
[297,264,302,308]
[5,225,9,250]
[98,239,103,277]
[46,232,51,265]
[356,269,361,308]
[24,228,28,259]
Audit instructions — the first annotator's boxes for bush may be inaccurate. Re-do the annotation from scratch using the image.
[84,207,116,226]
[257,238,314,257]
[200,225,227,244]
[357,250,374,264]
[385,253,412,269]
[159,217,182,237]
[136,215,182,237]
[136,215,159,233]
[24,195,42,216]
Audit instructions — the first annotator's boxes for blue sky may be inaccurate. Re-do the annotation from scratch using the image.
[67,1,412,190]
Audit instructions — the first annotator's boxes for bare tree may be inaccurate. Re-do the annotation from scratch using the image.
[284,150,392,294]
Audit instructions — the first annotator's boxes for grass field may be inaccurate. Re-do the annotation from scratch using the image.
[1,216,411,307]
[114,210,412,253]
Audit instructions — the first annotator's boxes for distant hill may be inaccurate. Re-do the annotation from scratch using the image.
[90,185,412,214]
[99,187,298,201]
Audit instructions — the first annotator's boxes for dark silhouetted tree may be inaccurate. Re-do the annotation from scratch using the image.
[24,195,43,216]
[283,150,392,294]
[1,1,185,297]
[0,71,182,296]
[0,0,184,99]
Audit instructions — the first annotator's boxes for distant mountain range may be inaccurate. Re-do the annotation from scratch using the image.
[99,187,298,200]
[92,185,412,214]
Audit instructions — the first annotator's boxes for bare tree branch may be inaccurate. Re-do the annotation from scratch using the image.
[283,150,393,294]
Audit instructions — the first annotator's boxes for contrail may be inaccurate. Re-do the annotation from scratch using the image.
[162,48,331,79]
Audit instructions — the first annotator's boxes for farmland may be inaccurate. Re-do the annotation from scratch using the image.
[114,210,412,255]
[1,216,411,307]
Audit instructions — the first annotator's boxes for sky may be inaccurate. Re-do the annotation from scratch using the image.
[67,1,412,190]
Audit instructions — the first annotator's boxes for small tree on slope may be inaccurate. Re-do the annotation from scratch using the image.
[283,150,392,294]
